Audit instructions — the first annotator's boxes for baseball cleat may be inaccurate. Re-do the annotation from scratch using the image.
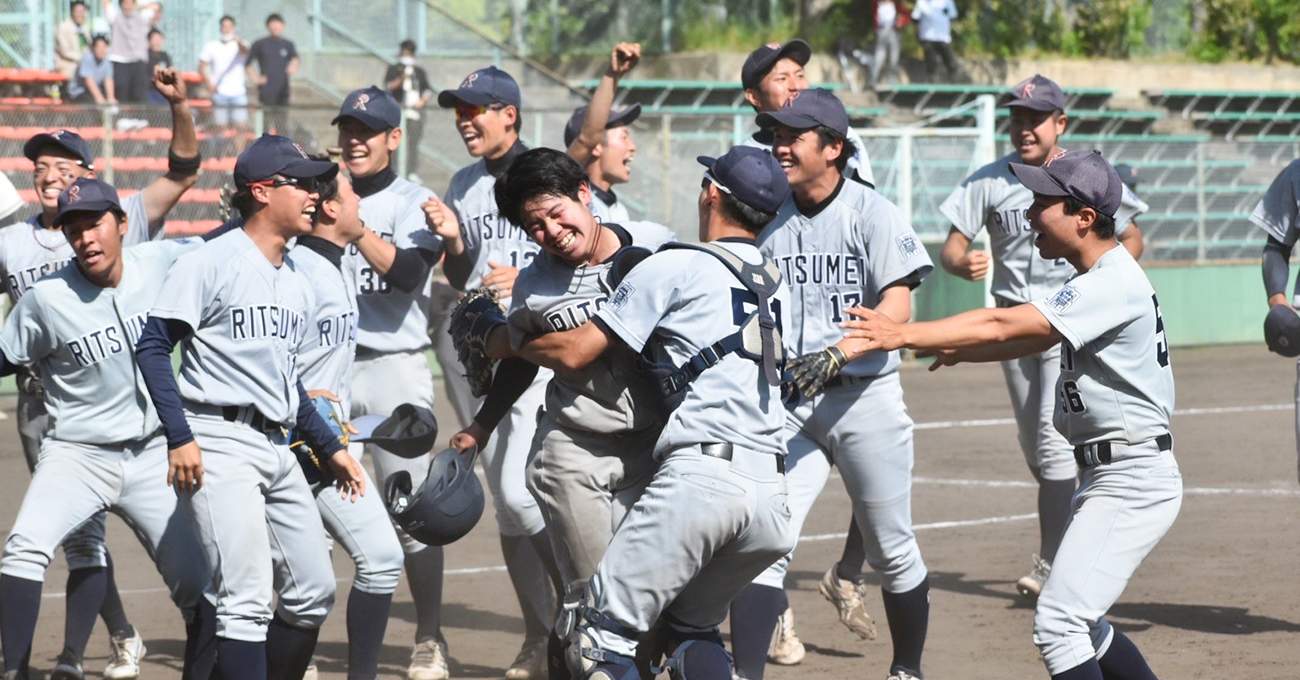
[408,638,451,680]
[887,671,921,680]
[49,650,83,680]
[103,629,145,679]
[1016,554,1052,599]
[766,606,806,665]
[818,566,879,640]
[505,638,547,679]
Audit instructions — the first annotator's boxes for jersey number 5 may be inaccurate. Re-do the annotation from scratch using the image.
[1153,294,1169,368]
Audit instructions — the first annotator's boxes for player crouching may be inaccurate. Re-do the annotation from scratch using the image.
[842,150,1181,680]
[0,178,216,680]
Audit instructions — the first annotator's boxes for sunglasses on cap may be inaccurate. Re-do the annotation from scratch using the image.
[247,176,323,193]
[454,102,505,122]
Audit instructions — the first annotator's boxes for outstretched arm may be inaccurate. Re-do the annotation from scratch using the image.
[840,302,1061,364]
[139,66,200,231]
[567,42,640,164]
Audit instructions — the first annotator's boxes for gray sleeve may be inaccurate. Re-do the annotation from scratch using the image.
[1113,184,1149,236]
[0,291,53,364]
[149,251,215,328]
[506,269,546,351]
[595,254,687,353]
[1250,162,1300,245]
[121,193,159,246]
[863,199,934,290]
[1031,273,1132,351]
[938,177,990,240]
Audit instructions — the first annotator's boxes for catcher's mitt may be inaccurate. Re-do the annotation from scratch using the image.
[785,346,848,399]
[449,287,508,397]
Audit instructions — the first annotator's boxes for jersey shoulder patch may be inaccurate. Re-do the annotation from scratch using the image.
[1046,284,1081,313]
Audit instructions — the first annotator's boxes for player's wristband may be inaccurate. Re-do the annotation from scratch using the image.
[168,151,202,176]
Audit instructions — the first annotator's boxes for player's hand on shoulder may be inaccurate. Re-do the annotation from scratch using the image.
[152,65,188,103]
[483,261,519,299]
[955,249,990,281]
[327,450,366,502]
[609,42,641,78]
[422,195,461,241]
[167,440,204,493]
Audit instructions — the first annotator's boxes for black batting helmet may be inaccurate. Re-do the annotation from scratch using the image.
[385,446,485,546]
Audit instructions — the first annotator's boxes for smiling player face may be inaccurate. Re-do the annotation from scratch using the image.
[337,118,399,179]
[32,148,92,214]
[1009,107,1066,167]
[770,124,840,189]
[1026,194,1074,261]
[518,186,599,265]
[595,126,636,185]
[455,102,516,159]
[747,57,810,112]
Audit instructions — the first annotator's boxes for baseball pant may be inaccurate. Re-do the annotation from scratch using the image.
[586,443,794,656]
[480,369,549,537]
[1294,360,1300,484]
[753,372,927,594]
[351,349,438,553]
[1002,344,1077,481]
[871,26,901,87]
[17,388,109,571]
[525,412,659,600]
[182,409,336,641]
[1034,443,1182,674]
[0,434,210,609]
[313,453,405,595]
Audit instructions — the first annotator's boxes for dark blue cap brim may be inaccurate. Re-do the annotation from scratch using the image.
[52,202,117,228]
[1004,96,1060,112]
[282,158,339,181]
[756,109,821,130]
[1009,162,1071,198]
[23,133,92,167]
[437,88,501,108]
[330,111,395,130]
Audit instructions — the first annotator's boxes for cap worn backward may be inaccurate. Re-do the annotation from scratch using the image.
[437,66,522,110]
[332,85,402,130]
[755,87,849,136]
[53,177,121,228]
[697,145,790,215]
[1010,149,1123,218]
[24,130,95,170]
[234,134,339,189]
[1004,74,1067,112]
[742,39,812,90]
[563,103,643,148]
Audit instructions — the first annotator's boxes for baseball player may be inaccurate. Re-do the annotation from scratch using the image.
[499,145,794,680]
[445,148,674,662]
[741,39,874,188]
[425,65,561,679]
[562,43,644,224]
[134,134,365,680]
[843,149,1181,680]
[0,65,199,678]
[0,178,215,680]
[740,89,934,680]
[331,85,453,680]
[1252,158,1300,481]
[937,75,1149,599]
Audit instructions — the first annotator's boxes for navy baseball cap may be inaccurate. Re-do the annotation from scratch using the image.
[755,88,849,135]
[563,103,642,148]
[52,177,121,228]
[1115,163,1139,190]
[1004,74,1067,112]
[697,146,790,215]
[24,129,95,170]
[437,66,522,109]
[742,39,812,90]
[1009,149,1122,218]
[332,86,402,130]
[234,134,339,189]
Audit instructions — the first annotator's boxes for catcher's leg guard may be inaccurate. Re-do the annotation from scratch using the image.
[654,630,733,680]
[564,605,642,680]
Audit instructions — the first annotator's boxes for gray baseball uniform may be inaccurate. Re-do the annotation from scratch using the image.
[582,239,794,658]
[1250,159,1300,475]
[506,221,674,599]
[0,240,209,613]
[588,186,630,225]
[1028,245,1181,675]
[346,174,445,554]
[289,241,403,597]
[444,156,547,538]
[940,151,1148,481]
[755,178,933,595]
[743,125,876,187]
[150,228,336,641]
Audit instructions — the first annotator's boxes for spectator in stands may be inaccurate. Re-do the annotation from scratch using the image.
[54,1,93,79]
[68,35,116,105]
[247,13,298,134]
[146,28,171,104]
[199,15,251,129]
[104,0,162,103]
[911,0,960,82]
[870,0,908,88]
[384,39,432,183]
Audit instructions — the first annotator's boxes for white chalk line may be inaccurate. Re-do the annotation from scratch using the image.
[38,403,1297,599]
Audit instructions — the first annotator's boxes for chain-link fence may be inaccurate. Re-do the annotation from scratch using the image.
[2,100,1293,262]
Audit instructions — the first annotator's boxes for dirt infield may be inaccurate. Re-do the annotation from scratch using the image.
[3,344,1298,679]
